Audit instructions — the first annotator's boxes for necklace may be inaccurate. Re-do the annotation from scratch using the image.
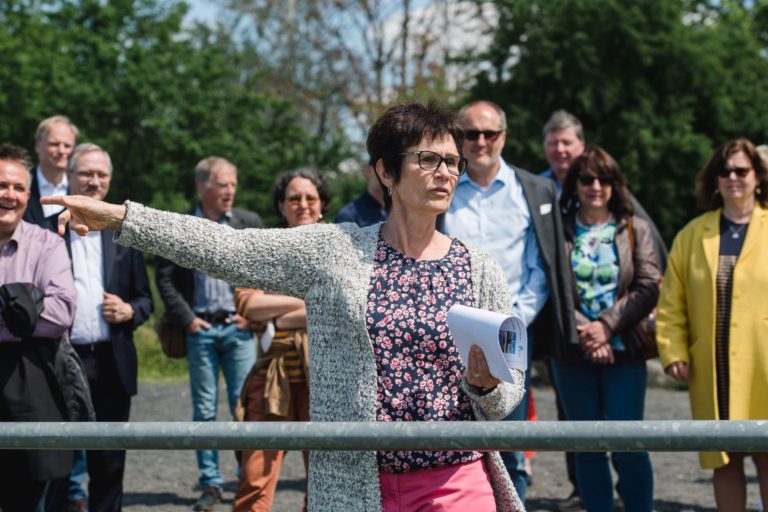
[728,222,747,239]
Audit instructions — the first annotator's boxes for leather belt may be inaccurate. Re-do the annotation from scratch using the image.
[197,311,234,324]
[72,341,112,352]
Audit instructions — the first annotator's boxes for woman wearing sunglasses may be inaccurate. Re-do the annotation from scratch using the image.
[44,101,526,512]
[553,145,661,512]
[232,168,330,511]
[657,139,768,510]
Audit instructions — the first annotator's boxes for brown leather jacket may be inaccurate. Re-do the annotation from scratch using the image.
[563,214,662,360]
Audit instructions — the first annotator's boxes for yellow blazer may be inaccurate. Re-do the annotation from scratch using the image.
[657,204,768,469]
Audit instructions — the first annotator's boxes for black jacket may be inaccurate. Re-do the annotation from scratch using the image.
[22,173,60,232]
[514,168,579,358]
[155,207,262,329]
[65,227,154,396]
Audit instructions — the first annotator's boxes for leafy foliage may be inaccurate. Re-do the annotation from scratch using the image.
[469,0,768,241]
[0,0,351,222]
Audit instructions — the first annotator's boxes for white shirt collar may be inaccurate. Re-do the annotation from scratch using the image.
[36,166,68,193]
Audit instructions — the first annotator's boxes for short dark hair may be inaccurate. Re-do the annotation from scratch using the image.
[560,144,634,219]
[272,167,332,227]
[0,143,33,187]
[366,101,464,211]
[696,138,768,210]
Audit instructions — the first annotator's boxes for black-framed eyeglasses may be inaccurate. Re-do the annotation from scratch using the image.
[465,129,504,142]
[577,174,613,186]
[717,166,752,178]
[400,150,468,176]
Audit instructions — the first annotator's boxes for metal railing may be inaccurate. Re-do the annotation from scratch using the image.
[0,420,767,451]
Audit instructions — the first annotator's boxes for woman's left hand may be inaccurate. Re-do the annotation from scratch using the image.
[588,343,615,364]
[578,320,611,351]
[465,344,501,390]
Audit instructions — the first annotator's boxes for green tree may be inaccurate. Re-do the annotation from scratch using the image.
[469,0,768,241]
[0,0,351,224]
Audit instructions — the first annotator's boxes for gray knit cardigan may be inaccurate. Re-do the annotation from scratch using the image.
[117,202,526,512]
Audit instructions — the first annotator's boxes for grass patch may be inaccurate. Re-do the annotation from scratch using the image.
[136,262,188,382]
[136,323,188,382]
[664,379,689,392]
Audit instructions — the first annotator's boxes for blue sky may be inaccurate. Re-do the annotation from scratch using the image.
[185,0,219,23]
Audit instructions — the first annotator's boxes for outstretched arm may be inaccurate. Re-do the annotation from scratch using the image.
[43,196,334,300]
[42,195,126,236]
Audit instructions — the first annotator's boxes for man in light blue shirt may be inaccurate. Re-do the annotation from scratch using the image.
[444,152,548,325]
[443,101,577,504]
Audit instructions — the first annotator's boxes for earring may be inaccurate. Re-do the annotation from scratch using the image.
[757,187,762,195]
[387,187,392,196]
[318,213,324,219]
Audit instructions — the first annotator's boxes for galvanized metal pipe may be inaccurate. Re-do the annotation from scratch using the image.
[0,421,767,452]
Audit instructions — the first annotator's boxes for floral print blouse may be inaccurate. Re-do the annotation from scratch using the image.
[572,219,625,351]
[366,236,482,473]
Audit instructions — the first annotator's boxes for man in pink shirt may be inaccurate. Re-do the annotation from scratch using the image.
[0,143,76,510]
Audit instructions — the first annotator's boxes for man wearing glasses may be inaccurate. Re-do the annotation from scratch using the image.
[441,100,577,505]
[155,156,260,511]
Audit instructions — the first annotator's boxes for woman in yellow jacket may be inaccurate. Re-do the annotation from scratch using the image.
[657,139,768,511]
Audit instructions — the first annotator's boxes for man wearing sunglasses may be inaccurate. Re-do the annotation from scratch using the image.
[441,100,578,505]
[155,157,261,511]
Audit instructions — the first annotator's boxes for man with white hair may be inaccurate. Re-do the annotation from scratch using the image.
[60,143,153,512]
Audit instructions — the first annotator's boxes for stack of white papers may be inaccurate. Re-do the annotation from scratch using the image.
[446,304,527,384]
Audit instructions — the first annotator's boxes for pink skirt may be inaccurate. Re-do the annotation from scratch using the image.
[379,458,497,511]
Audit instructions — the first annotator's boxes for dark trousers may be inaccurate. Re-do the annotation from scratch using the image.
[76,342,132,512]
[0,340,71,512]
[547,358,579,494]
[0,473,46,512]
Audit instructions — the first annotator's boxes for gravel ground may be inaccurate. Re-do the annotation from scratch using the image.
[120,379,763,511]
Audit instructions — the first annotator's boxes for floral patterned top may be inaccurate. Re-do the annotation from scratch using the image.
[366,236,482,473]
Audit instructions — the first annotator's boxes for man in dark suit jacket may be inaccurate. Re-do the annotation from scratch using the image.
[442,101,578,504]
[23,115,79,230]
[59,143,153,512]
[335,163,388,227]
[155,156,260,511]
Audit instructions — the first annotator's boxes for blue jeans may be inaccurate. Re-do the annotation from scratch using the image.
[500,333,532,504]
[187,323,255,489]
[550,356,653,512]
[68,450,88,500]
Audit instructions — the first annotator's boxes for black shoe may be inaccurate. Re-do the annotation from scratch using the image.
[554,490,584,512]
[193,486,222,511]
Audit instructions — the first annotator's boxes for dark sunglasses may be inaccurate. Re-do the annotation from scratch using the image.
[465,129,504,142]
[717,166,752,178]
[577,174,614,186]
